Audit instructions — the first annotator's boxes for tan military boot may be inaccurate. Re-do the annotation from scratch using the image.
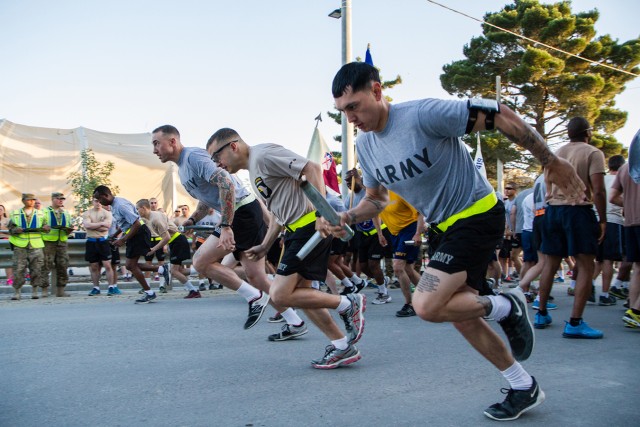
[56,286,70,297]
[31,285,39,299]
[10,289,21,301]
[41,287,49,298]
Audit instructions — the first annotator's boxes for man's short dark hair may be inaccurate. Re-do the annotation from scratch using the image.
[136,199,150,209]
[207,128,239,150]
[152,124,180,137]
[93,185,112,196]
[608,154,626,171]
[567,117,591,141]
[332,62,380,98]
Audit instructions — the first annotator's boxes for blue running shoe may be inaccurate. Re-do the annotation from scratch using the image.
[562,320,603,339]
[107,286,122,296]
[532,300,557,310]
[88,288,100,296]
[553,277,565,283]
[534,312,552,329]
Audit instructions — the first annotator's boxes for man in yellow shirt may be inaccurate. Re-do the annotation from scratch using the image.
[379,191,424,316]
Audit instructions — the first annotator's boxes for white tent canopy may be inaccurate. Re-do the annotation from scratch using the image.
[0,119,193,216]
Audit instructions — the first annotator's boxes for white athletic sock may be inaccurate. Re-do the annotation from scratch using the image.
[145,290,154,295]
[487,295,512,321]
[350,274,363,285]
[600,291,609,298]
[184,281,197,292]
[569,280,576,289]
[236,281,261,302]
[341,277,353,287]
[337,296,351,313]
[93,286,100,290]
[501,362,533,390]
[622,281,630,289]
[378,283,388,295]
[331,336,349,351]
[281,308,303,326]
[108,285,114,289]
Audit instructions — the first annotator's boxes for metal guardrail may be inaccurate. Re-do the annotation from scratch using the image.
[0,239,195,271]
[0,238,125,270]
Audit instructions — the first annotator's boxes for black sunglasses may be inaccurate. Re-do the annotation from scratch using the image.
[211,139,238,162]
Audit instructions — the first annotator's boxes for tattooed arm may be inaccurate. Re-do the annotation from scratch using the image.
[210,169,236,250]
[473,104,586,204]
[184,201,210,226]
[345,185,388,225]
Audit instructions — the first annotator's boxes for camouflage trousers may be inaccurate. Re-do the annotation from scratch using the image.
[43,241,69,287]
[12,246,45,289]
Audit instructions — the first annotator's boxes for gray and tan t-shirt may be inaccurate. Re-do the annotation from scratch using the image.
[612,163,640,226]
[355,98,494,224]
[248,143,313,225]
[111,197,141,233]
[177,147,250,210]
[146,210,178,238]
[547,141,605,206]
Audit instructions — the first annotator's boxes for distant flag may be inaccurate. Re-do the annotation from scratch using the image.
[365,43,374,66]
[307,125,340,194]
[630,128,640,183]
[474,132,487,179]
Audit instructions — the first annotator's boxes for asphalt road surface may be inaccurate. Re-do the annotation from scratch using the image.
[1,284,636,426]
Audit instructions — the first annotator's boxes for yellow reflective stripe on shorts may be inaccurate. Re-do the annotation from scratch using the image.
[362,223,388,236]
[235,193,256,211]
[285,211,316,233]
[168,232,181,244]
[435,192,498,233]
[124,219,145,235]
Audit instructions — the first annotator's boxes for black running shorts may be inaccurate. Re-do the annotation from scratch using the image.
[277,221,332,281]
[427,200,504,295]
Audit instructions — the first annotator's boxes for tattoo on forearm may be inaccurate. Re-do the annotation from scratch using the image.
[416,272,440,293]
[364,196,383,212]
[499,121,554,166]
[210,171,235,224]
[348,211,357,224]
[476,296,493,317]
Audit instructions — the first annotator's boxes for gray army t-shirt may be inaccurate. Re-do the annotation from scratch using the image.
[248,144,314,225]
[356,98,494,224]
[177,147,249,210]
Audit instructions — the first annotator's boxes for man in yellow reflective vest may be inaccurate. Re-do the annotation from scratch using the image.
[42,192,74,297]
[8,193,49,300]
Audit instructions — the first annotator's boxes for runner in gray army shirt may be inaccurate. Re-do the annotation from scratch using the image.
[207,128,366,369]
[325,62,587,420]
[151,125,304,333]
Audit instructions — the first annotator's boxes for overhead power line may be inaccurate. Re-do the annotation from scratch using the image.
[426,0,639,78]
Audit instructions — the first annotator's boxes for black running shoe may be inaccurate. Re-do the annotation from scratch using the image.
[353,280,367,294]
[135,292,157,304]
[340,286,355,296]
[396,303,416,317]
[268,322,308,341]
[484,377,545,421]
[497,289,535,362]
[244,291,270,330]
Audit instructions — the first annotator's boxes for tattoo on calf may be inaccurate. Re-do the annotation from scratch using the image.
[416,272,440,293]
[476,296,492,317]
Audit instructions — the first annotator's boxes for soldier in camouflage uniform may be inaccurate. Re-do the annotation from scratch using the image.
[42,192,74,297]
[8,193,49,300]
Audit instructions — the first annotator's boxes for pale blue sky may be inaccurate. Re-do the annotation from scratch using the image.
[1,0,638,155]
